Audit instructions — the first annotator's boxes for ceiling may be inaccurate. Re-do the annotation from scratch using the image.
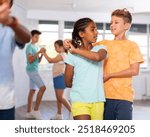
[15,0,150,14]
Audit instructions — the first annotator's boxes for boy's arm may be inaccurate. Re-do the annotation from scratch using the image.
[104,62,140,82]
[65,64,74,88]
[38,48,46,63]
[10,20,31,45]
[0,3,31,45]
[38,54,43,63]
[27,51,40,64]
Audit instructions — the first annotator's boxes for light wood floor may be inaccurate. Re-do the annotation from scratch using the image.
[15,100,150,120]
[15,101,70,120]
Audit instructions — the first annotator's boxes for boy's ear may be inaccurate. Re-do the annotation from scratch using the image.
[125,23,131,30]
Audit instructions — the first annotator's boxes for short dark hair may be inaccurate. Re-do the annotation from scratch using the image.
[31,30,41,36]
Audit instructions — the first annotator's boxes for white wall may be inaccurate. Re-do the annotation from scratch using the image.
[27,9,150,24]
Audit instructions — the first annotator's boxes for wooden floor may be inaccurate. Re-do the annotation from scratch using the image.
[15,100,150,120]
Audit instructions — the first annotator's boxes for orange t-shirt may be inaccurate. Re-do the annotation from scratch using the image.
[96,40,144,102]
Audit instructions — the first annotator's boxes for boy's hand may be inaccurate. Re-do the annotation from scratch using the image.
[103,73,111,82]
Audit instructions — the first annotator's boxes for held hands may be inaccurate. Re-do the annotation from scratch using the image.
[39,47,46,54]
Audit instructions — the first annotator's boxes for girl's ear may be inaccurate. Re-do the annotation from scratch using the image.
[79,31,84,38]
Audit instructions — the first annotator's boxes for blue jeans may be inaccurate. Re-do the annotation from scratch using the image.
[104,99,133,120]
[0,107,15,120]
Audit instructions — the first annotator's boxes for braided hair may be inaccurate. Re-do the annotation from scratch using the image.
[72,18,94,48]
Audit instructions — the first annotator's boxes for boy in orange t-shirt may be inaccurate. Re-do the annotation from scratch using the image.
[96,9,143,120]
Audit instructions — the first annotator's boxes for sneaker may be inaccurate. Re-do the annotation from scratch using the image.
[25,111,34,119]
[32,110,43,120]
[50,114,63,120]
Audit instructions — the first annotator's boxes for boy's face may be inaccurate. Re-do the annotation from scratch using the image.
[31,34,40,44]
[110,16,130,36]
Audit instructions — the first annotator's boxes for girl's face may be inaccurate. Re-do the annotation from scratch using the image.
[80,22,98,44]
[110,16,129,36]
[54,44,63,53]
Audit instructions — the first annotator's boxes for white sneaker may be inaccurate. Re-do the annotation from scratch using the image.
[50,114,63,120]
[25,111,34,119]
[32,110,43,120]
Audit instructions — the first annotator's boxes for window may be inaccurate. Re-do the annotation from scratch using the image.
[38,21,58,69]
[38,20,150,70]
[63,21,74,39]
[104,23,114,40]
[128,24,148,68]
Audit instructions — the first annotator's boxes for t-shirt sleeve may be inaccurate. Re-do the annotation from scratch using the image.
[26,45,33,56]
[130,43,144,64]
[64,53,75,67]
[92,45,108,59]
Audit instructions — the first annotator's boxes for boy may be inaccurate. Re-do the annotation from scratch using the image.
[97,8,144,120]
[64,9,144,120]
[0,0,31,120]
[26,30,46,120]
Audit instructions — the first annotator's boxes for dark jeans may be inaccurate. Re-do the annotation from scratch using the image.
[0,107,15,120]
[104,99,133,120]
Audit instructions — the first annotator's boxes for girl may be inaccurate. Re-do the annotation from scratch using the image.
[42,40,71,120]
[64,18,107,120]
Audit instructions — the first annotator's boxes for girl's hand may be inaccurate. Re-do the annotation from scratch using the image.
[63,39,72,49]
[68,43,77,54]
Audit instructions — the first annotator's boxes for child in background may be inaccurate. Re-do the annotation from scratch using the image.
[97,8,144,120]
[26,30,46,120]
[41,40,71,120]
[64,18,107,120]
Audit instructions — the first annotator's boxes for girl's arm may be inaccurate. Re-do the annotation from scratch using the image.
[104,62,140,82]
[65,64,74,88]
[67,43,107,62]
[42,52,63,63]
[64,39,107,61]
[72,48,107,62]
